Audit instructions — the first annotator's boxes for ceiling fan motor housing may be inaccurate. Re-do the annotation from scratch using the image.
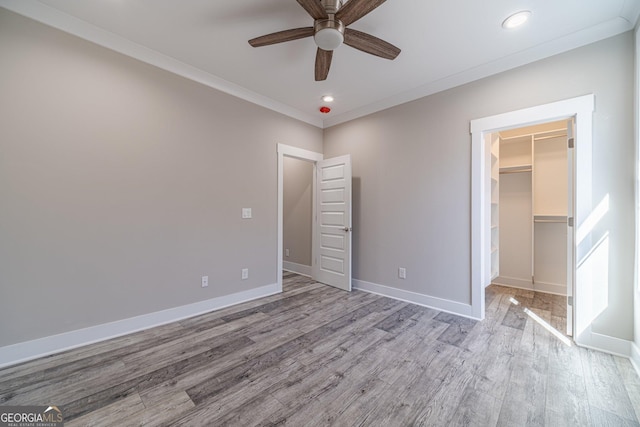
[321,0,343,15]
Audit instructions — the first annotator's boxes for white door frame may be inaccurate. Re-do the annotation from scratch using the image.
[277,143,323,292]
[470,95,594,337]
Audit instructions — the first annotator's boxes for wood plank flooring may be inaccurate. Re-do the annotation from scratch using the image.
[1,272,639,426]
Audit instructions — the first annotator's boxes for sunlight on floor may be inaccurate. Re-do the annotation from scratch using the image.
[509,297,572,346]
[524,308,573,347]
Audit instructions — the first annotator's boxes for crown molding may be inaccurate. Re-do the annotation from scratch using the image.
[323,16,635,128]
[1,1,635,130]
[0,0,324,128]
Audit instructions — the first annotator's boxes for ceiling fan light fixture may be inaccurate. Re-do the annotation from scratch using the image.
[314,19,345,51]
[502,10,531,29]
[248,0,401,81]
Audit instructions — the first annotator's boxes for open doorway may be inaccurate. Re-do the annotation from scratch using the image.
[276,144,353,293]
[470,94,594,343]
[488,119,574,335]
[282,156,314,278]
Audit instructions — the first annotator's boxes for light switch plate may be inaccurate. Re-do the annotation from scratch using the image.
[241,268,249,280]
[398,268,406,279]
[242,208,252,219]
[201,276,209,287]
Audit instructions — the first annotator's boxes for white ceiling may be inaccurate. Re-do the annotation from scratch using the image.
[2,0,639,128]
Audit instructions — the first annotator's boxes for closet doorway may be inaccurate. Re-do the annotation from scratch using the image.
[276,144,353,293]
[282,156,314,278]
[470,94,595,340]
[488,120,574,333]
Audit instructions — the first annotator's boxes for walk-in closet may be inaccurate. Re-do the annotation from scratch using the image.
[489,120,573,297]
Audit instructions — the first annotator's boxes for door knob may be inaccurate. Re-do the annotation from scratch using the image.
[344,227,352,232]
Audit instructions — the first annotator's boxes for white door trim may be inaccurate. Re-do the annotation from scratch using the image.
[470,95,594,331]
[277,144,323,292]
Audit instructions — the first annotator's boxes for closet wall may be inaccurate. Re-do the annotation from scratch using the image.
[491,120,569,295]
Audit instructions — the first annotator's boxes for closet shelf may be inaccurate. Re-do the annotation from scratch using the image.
[499,164,532,174]
[533,215,567,223]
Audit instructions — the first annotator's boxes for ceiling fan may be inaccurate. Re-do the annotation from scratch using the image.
[248,0,401,81]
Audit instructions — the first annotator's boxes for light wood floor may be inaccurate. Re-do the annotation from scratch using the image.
[1,272,639,426]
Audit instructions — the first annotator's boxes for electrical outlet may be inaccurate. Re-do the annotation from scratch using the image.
[201,276,209,287]
[241,268,249,280]
[285,248,290,257]
[398,268,406,279]
[242,208,252,219]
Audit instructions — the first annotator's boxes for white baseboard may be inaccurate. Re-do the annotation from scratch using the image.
[283,261,312,277]
[631,342,640,377]
[532,280,567,295]
[353,279,478,320]
[575,325,632,358]
[493,276,532,289]
[0,282,280,369]
[493,276,566,296]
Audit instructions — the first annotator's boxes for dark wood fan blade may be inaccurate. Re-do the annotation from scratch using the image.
[335,0,387,26]
[344,28,400,59]
[315,48,333,81]
[249,27,314,47]
[296,0,328,20]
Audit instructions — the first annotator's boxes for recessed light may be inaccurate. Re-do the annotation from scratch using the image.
[502,10,531,29]
[322,95,334,103]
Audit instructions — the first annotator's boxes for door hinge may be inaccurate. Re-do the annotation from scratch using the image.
[568,137,575,149]
[568,217,574,227]
[568,296,573,306]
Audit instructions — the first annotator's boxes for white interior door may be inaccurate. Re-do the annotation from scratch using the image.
[566,118,576,336]
[314,155,352,291]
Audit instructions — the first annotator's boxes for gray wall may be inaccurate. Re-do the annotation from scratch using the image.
[324,32,635,341]
[283,157,313,267]
[1,7,635,349]
[0,9,323,347]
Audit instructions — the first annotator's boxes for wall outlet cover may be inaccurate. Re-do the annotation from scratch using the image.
[201,276,209,287]
[241,268,249,280]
